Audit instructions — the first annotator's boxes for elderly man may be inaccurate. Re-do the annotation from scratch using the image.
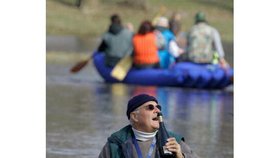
[98,94,199,158]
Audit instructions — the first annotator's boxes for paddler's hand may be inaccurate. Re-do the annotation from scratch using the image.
[165,137,184,158]
[219,58,230,69]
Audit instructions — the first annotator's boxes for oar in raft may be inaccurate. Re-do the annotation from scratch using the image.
[110,50,133,81]
[70,54,93,73]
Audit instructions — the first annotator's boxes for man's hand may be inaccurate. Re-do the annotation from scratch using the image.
[165,137,184,158]
[219,58,230,69]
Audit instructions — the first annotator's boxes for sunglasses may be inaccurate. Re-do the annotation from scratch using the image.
[142,104,162,111]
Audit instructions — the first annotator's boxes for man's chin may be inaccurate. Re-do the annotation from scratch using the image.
[152,125,159,130]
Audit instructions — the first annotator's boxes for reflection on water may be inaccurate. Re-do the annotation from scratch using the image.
[47,60,233,158]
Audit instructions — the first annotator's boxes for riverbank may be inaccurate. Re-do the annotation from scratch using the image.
[47,0,233,43]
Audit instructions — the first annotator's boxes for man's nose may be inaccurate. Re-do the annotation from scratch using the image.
[155,106,161,112]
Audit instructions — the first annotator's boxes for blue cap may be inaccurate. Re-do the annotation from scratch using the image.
[126,94,158,119]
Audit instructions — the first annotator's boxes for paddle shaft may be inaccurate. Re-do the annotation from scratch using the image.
[70,54,93,73]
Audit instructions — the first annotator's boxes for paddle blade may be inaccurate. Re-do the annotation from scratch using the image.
[111,56,133,81]
[70,59,89,73]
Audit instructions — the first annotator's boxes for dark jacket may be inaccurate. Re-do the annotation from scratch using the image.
[98,125,199,158]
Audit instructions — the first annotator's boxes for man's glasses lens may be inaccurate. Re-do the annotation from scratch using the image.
[146,104,161,111]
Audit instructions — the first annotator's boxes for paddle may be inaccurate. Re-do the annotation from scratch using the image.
[152,5,167,25]
[70,54,93,73]
[110,47,133,80]
[110,54,133,81]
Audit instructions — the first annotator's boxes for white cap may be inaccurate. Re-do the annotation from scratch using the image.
[156,17,169,28]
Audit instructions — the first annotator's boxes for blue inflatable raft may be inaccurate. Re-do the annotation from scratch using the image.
[93,52,233,89]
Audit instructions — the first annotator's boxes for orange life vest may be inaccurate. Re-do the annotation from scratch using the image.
[133,32,159,65]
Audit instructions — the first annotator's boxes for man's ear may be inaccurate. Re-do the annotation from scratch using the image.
[130,112,138,122]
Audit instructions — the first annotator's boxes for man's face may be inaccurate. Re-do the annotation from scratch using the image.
[132,101,161,133]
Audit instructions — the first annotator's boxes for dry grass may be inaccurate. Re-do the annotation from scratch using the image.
[47,0,233,42]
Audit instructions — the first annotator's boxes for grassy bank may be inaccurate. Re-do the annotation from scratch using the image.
[47,0,233,43]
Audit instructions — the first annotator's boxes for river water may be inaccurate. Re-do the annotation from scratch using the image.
[46,35,233,158]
